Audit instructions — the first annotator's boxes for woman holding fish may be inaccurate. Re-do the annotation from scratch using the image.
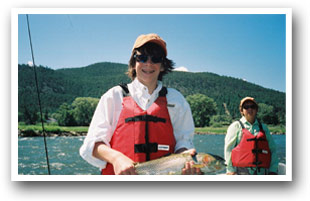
[80,33,201,175]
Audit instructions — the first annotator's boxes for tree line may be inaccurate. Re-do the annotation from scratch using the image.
[19,93,282,128]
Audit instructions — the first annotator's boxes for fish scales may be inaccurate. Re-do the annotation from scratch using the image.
[134,153,225,175]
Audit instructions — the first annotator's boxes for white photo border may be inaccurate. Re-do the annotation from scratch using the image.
[11,7,292,181]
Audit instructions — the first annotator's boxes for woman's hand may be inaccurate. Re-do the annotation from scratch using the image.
[112,154,137,175]
[93,142,137,175]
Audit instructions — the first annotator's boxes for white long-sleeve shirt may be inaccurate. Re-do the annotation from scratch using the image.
[79,78,195,169]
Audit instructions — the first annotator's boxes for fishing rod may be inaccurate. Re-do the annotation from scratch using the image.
[26,14,51,175]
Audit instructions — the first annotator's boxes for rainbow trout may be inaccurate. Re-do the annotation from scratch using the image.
[134,153,225,175]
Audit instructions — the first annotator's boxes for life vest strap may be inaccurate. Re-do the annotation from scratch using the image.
[238,119,264,133]
[119,83,168,97]
[247,137,267,142]
[134,143,158,154]
[119,83,130,97]
[252,149,267,154]
[257,119,263,132]
[238,120,245,129]
[252,161,263,166]
[158,87,167,97]
[125,114,166,123]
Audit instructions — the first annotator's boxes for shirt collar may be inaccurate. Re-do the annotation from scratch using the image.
[240,116,258,126]
[132,78,145,92]
[132,78,162,96]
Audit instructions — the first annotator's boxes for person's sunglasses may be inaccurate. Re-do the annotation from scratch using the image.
[243,105,256,110]
[134,54,163,64]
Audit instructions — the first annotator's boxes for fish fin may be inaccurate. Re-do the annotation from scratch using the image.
[191,152,198,163]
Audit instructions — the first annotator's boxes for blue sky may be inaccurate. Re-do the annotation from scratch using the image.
[18,14,286,92]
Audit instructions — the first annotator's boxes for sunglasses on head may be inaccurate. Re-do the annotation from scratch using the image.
[134,54,163,64]
[243,104,257,110]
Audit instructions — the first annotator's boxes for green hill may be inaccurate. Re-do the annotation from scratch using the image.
[18,62,285,123]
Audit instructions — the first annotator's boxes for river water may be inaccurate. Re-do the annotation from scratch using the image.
[18,134,286,175]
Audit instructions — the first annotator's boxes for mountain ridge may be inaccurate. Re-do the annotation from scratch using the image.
[18,62,285,121]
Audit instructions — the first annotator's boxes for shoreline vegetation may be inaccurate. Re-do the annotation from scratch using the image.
[18,124,286,137]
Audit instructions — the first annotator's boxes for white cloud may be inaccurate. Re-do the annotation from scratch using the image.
[173,66,189,72]
[27,61,33,67]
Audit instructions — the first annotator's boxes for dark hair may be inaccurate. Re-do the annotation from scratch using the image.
[127,42,174,81]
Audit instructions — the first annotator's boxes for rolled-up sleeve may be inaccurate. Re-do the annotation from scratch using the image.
[79,87,122,169]
[224,122,240,173]
[167,88,195,152]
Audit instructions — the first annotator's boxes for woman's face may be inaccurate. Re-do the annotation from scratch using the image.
[242,101,257,124]
[134,51,164,89]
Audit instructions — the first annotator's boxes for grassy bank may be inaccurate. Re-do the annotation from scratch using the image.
[195,126,228,134]
[18,123,88,137]
[18,123,285,136]
[18,124,88,132]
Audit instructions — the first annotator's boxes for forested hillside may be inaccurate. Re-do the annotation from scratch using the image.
[18,62,285,125]
[163,71,285,119]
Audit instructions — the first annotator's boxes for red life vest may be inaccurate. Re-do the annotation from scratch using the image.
[101,84,176,175]
[231,120,271,169]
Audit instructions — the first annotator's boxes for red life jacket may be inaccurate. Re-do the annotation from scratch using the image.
[101,84,176,175]
[231,120,271,169]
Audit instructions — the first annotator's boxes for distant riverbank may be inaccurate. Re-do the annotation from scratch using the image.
[18,124,285,137]
[195,125,285,135]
